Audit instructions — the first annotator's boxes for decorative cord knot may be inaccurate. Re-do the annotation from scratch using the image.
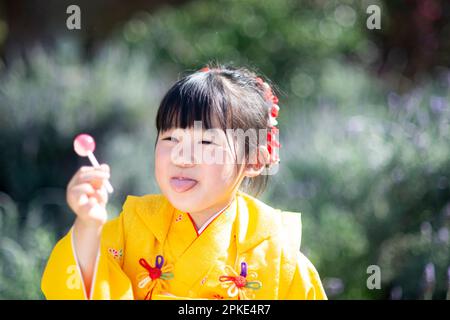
[137,255,174,299]
[219,262,262,300]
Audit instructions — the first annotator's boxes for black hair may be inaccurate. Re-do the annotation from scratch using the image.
[155,62,279,198]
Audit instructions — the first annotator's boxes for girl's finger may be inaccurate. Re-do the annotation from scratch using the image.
[68,167,102,189]
[69,183,96,206]
[78,194,89,206]
[100,163,110,172]
[78,197,98,215]
[92,187,108,206]
[77,175,110,191]
[70,183,96,196]
[79,166,96,173]
[79,171,110,181]
[79,198,107,223]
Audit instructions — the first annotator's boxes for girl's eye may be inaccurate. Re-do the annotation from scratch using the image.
[162,137,178,142]
[161,137,214,144]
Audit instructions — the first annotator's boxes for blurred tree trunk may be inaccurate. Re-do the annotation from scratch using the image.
[376,0,449,83]
[0,0,190,63]
[0,0,448,78]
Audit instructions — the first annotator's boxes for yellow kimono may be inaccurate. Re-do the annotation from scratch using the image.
[41,190,327,300]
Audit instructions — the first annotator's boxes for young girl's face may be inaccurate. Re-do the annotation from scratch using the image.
[155,125,246,215]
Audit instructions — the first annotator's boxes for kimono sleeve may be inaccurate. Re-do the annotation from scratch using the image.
[41,198,135,300]
[284,252,328,300]
[278,211,327,300]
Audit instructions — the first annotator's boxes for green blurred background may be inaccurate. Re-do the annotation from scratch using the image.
[0,0,449,299]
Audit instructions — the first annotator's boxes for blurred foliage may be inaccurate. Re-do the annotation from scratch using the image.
[0,192,55,299]
[0,0,449,299]
[276,62,450,299]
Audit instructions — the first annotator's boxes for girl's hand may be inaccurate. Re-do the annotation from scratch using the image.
[66,164,110,226]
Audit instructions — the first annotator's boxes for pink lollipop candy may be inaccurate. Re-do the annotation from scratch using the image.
[74,133,114,193]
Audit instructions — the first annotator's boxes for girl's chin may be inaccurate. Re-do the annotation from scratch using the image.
[169,200,200,214]
[166,189,201,209]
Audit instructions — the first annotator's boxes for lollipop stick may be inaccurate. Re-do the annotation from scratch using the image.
[87,151,114,193]
[87,152,100,167]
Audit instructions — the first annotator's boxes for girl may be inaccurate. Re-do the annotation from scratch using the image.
[41,64,327,300]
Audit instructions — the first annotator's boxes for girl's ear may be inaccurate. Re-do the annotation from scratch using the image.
[243,146,270,178]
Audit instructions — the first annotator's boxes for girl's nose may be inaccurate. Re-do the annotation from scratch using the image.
[171,141,198,167]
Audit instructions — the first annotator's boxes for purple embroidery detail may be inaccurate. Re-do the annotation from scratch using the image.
[240,262,248,277]
[155,255,164,269]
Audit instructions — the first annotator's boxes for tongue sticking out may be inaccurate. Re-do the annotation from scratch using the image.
[170,178,198,193]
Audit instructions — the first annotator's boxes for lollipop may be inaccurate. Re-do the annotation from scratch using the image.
[73,133,114,193]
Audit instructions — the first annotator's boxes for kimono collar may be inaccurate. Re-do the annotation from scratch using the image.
[130,194,174,245]
[129,190,300,253]
[234,191,284,253]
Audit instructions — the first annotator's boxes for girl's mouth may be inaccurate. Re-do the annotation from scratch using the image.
[169,177,198,193]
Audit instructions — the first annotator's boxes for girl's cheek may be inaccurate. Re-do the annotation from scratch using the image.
[156,144,171,159]
[155,145,171,174]
[222,147,237,166]
[155,146,170,183]
[206,156,237,182]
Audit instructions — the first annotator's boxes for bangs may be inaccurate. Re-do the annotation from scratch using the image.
[156,73,231,133]
[153,64,272,197]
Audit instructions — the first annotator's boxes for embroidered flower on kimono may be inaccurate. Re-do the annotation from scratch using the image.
[137,255,174,300]
[219,262,262,300]
[108,248,123,260]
